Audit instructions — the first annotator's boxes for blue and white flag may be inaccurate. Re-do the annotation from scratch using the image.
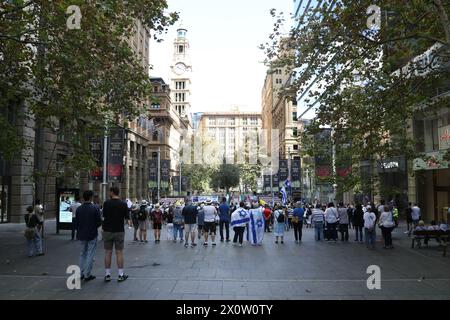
[284,179,292,196]
[280,187,287,206]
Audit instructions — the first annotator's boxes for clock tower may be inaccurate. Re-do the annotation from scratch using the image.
[170,25,192,122]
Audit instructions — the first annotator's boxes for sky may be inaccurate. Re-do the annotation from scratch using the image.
[150,0,293,113]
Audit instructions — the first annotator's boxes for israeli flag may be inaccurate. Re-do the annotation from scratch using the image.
[280,187,287,206]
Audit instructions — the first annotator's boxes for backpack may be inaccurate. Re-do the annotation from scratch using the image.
[137,205,147,221]
[277,211,285,223]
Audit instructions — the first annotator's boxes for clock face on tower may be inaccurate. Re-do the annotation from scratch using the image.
[174,63,187,75]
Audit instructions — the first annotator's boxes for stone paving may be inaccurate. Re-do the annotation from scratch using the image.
[0,220,449,300]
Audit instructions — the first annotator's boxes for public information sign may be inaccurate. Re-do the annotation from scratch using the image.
[107,127,124,182]
[56,189,79,233]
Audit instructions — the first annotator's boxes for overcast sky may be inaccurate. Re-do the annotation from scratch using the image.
[150,0,293,113]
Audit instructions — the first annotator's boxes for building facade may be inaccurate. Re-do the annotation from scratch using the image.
[3,19,152,223]
[198,109,262,164]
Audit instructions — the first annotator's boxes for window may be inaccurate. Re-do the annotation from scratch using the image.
[208,118,216,126]
[292,112,297,121]
[219,128,226,137]
[228,117,235,126]
[242,118,248,126]
[151,104,160,109]
[152,131,159,142]
[293,145,299,151]
[178,45,184,53]
[250,117,258,125]
[293,128,298,137]
[218,118,225,125]
[208,128,216,136]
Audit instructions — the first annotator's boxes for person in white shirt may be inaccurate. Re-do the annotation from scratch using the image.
[324,203,339,242]
[311,204,325,241]
[379,206,395,249]
[411,204,421,227]
[70,195,82,240]
[363,207,377,249]
[202,200,218,247]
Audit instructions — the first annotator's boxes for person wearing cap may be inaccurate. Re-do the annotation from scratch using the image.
[202,199,218,247]
[197,203,205,240]
[151,204,163,243]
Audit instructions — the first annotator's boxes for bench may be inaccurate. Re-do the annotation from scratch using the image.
[412,230,450,257]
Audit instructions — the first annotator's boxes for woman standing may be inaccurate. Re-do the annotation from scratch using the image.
[379,206,395,249]
[273,205,286,244]
[24,206,44,257]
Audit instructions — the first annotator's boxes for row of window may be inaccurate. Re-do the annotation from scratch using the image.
[208,117,259,126]
[175,92,186,102]
[175,81,186,90]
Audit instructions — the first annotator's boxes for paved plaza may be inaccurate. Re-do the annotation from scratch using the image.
[0,221,449,300]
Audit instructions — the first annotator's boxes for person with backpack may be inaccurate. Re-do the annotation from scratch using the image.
[151,204,163,243]
[137,201,148,244]
[325,202,339,242]
[292,202,304,243]
[173,201,185,243]
[273,205,286,244]
[263,204,272,232]
[130,204,140,243]
[24,205,44,257]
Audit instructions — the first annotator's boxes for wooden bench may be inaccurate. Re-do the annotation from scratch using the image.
[412,230,450,257]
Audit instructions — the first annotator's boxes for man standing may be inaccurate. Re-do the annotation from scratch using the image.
[74,190,102,282]
[203,200,218,247]
[182,201,198,248]
[363,207,377,249]
[410,204,421,236]
[70,195,82,241]
[151,204,163,243]
[292,202,304,243]
[102,187,130,282]
[218,197,230,242]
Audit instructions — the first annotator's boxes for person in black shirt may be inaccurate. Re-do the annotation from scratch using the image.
[102,187,130,282]
[74,190,102,282]
[182,201,198,248]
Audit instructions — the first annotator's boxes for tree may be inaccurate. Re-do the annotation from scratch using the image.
[210,164,240,194]
[1,0,178,164]
[262,0,450,200]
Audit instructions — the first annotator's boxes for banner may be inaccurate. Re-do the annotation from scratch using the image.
[107,127,125,182]
[172,176,180,193]
[181,176,189,192]
[272,175,279,192]
[263,175,271,193]
[160,160,171,190]
[278,159,288,188]
[314,129,332,181]
[291,159,301,192]
[88,136,103,182]
[148,159,158,189]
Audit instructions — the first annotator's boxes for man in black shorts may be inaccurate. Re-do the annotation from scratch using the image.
[102,187,131,282]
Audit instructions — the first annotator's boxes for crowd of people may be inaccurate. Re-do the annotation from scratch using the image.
[22,188,450,283]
